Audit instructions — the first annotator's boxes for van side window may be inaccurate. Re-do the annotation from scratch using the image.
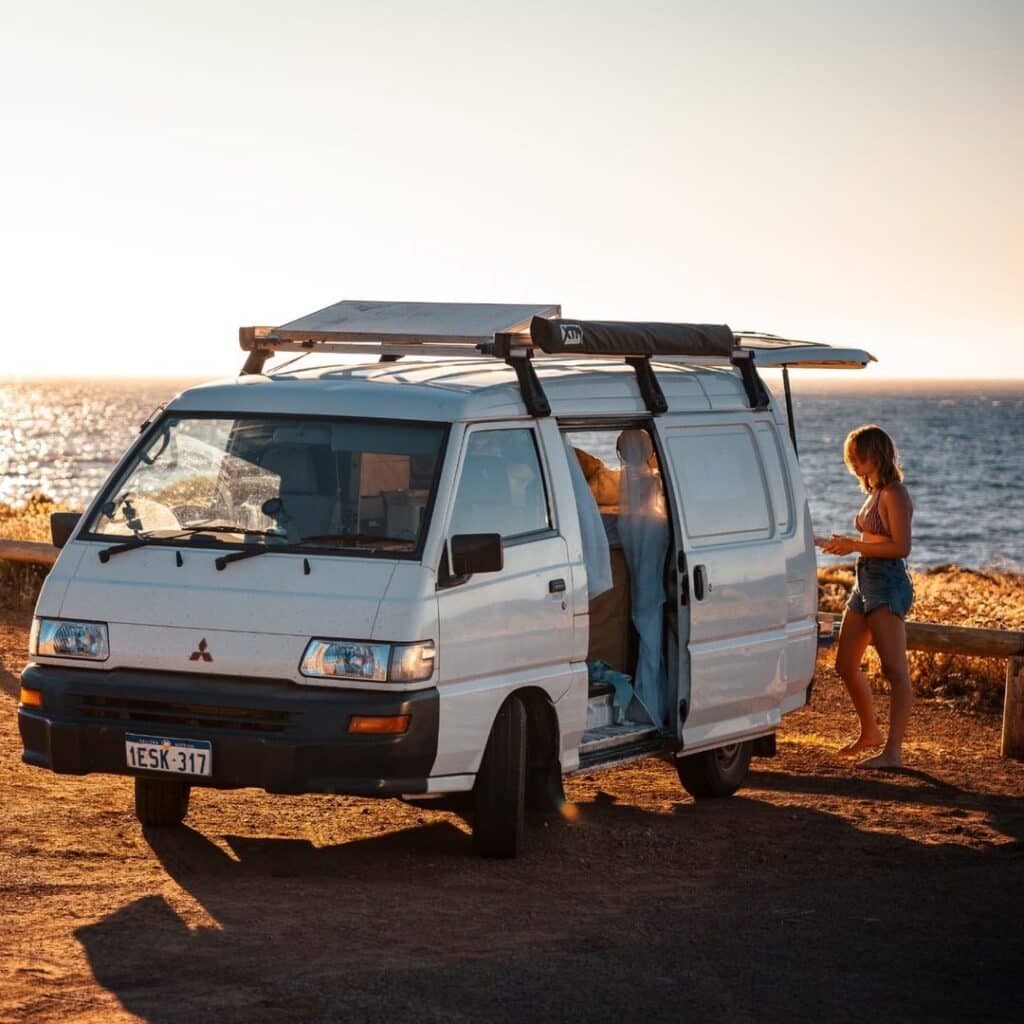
[755,425,794,533]
[450,429,550,540]
[667,426,771,540]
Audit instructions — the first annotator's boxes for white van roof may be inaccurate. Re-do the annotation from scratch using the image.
[169,358,755,422]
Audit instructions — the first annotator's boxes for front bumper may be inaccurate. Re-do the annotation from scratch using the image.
[18,664,439,797]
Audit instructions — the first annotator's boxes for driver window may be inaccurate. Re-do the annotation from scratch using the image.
[450,429,550,540]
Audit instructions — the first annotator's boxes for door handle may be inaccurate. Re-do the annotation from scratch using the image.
[548,578,566,594]
[693,564,709,601]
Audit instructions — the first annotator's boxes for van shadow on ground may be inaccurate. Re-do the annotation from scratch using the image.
[75,785,1024,1024]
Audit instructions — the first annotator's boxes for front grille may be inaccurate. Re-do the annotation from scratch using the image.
[76,694,292,733]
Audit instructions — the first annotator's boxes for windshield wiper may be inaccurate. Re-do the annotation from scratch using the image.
[98,530,191,563]
[214,541,297,570]
[98,525,285,563]
[178,524,285,539]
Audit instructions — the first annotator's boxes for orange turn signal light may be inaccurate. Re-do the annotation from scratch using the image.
[348,714,410,735]
[19,687,43,708]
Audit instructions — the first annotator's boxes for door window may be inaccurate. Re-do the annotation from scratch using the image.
[450,429,551,540]
[755,425,794,533]
[668,427,771,540]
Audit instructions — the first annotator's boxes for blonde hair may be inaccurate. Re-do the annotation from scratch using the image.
[843,424,903,492]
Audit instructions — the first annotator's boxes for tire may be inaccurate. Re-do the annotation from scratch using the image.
[675,740,753,799]
[525,753,565,817]
[472,696,527,858]
[524,702,565,816]
[134,777,191,827]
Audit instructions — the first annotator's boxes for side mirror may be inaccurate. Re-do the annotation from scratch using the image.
[450,533,503,577]
[51,512,81,549]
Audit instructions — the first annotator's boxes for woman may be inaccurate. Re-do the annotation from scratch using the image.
[821,425,914,768]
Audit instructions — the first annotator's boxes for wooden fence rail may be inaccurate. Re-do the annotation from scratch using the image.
[905,621,1024,659]
[0,540,59,565]
[2,538,1022,759]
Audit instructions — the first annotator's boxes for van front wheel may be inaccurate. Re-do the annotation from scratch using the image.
[675,741,752,799]
[472,696,526,858]
[134,777,191,826]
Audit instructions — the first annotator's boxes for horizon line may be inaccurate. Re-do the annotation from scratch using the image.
[4,372,1024,385]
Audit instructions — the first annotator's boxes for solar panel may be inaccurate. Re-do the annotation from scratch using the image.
[273,300,561,344]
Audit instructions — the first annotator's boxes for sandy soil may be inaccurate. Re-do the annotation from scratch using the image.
[1,608,1022,1023]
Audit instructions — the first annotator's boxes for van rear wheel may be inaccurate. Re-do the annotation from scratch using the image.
[675,740,752,799]
[134,777,191,826]
[472,696,526,858]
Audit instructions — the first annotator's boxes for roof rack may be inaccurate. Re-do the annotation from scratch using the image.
[239,300,872,423]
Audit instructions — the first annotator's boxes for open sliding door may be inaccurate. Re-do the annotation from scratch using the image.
[655,415,788,752]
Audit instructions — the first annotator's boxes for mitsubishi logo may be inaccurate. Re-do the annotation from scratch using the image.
[189,638,213,662]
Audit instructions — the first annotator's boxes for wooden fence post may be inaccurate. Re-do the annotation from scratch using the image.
[1001,657,1024,761]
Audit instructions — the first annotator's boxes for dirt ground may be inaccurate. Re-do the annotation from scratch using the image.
[1,608,1022,1024]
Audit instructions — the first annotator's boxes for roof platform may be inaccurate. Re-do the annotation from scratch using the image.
[239,300,874,428]
[735,331,877,370]
[266,300,560,353]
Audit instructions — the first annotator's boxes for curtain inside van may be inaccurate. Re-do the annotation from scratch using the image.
[563,437,613,600]
[617,430,669,725]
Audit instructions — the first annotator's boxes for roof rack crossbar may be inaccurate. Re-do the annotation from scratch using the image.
[625,356,668,415]
[730,350,772,411]
[490,333,550,417]
[239,326,276,375]
[506,353,550,418]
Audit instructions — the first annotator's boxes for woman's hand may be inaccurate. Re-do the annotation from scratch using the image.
[822,534,858,556]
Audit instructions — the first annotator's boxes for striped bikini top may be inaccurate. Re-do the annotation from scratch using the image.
[855,488,890,537]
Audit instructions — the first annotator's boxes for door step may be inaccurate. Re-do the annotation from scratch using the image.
[586,691,617,730]
[581,722,659,755]
[577,726,664,771]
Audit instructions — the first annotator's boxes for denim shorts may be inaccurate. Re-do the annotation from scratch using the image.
[847,557,914,619]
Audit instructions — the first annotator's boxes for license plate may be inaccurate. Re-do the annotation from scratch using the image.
[125,733,213,777]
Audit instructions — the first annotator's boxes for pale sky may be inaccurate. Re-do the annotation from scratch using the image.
[2,1,1021,379]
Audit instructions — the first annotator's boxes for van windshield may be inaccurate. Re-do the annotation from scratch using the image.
[86,415,447,557]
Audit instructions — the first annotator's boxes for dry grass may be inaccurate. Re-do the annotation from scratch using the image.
[0,492,70,543]
[0,494,71,611]
[3,494,1022,709]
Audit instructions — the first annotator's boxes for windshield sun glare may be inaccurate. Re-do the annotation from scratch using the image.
[86,415,446,559]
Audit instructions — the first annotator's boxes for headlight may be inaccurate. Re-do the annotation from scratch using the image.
[299,639,435,684]
[33,618,109,661]
[300,640,390,681]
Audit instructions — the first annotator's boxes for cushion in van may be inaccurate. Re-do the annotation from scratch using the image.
[572,447,620,509]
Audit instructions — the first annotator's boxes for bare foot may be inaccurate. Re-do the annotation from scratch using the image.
[837,733,884,757]
[858,751,903,769]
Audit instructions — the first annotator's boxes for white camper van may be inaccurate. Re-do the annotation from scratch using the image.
[19,301,872,857]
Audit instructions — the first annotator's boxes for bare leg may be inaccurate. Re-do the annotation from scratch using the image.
[859,606,912,768]
[834,609,884,755]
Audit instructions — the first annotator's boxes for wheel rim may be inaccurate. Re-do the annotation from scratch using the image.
[714,743,743,772]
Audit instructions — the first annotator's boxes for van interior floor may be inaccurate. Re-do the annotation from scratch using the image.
[577,688,662,771]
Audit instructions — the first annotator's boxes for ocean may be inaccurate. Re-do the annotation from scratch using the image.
[2,377,1021,570]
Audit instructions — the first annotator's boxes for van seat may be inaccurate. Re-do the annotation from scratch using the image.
[258,445,335,540]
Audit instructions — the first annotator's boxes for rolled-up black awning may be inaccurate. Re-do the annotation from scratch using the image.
[530,317,735,358]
